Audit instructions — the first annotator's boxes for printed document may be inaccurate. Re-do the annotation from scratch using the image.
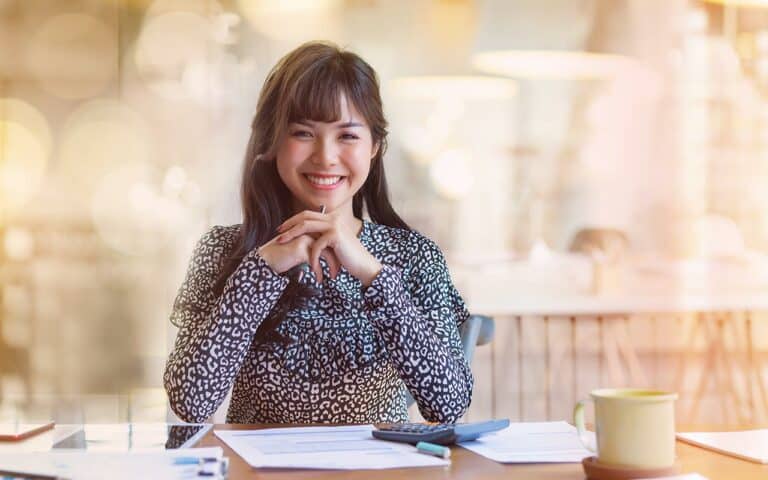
[459,421,592,463]
[677,429,768,464]
[214,425,449,469]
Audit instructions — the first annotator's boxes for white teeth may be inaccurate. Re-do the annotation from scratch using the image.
[306,175,342,185]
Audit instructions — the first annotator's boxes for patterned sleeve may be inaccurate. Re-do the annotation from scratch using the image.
[163,226,289,423]
[362,231,473,423]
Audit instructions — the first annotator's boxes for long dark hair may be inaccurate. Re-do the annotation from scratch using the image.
[213,41,410,343]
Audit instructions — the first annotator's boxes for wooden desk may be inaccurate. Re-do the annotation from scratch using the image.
[199,424,768,479]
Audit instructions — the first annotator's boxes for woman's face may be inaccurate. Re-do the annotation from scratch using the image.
[276,94,378,216]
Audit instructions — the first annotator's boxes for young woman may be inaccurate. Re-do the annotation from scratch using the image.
[163,41,472,424]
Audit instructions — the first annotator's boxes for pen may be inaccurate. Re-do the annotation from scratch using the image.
[0,468,68,480]
[416,441,451,459]
[172,456,219,465]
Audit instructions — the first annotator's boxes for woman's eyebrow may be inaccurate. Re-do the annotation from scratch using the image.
[293,120,364,128]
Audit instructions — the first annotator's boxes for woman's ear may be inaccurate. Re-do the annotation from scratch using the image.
[371,141,380,160]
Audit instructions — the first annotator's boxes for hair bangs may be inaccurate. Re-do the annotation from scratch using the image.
[287,63,348,124]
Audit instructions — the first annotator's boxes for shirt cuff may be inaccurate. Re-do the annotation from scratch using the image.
[226,248,290,292]
[362,264,406,312]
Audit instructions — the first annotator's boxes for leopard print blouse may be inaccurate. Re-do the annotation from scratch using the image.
[163,219,473,424]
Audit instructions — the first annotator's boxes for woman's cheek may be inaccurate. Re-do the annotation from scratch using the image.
[284,141,310,163]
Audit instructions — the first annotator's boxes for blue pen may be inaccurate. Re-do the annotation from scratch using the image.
[172,457,219,465]
[416,441,451,459]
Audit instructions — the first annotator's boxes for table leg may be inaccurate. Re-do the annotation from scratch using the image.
[652,315,658,387]
[687,315,717,424]
[674,312,702,399]
[598,316,605,386]
[517,315,523,422]
[746,311,768,422]
[490,330,497,420]
[711,316,737,424]
[571,316,577,408]
[544,316,551,420]
[614,316,648,387]
[745,311,757,423]
[603,319,624,386]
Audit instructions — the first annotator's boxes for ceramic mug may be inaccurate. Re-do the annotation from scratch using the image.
[573,388,678,468]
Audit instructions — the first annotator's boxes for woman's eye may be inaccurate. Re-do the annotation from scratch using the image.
[292,130,312,138]
[341,133,359,140]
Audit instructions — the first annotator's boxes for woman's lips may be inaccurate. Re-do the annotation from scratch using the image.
[304,174,345,190]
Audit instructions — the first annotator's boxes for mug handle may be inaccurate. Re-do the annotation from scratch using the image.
[573,399,597,453]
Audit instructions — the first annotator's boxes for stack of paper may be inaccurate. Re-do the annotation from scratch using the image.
[459,421,592,463]
[677,429,768,464]
[0,447,227,480]
[214,425,449,469]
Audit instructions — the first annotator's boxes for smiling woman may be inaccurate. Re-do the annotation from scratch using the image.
[163,41,473,425]
[277,96,376,214]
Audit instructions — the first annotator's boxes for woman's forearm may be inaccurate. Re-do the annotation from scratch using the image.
[363,265,473,423]
[163,251,288,422]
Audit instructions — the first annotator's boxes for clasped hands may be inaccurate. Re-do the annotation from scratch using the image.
[257,209,382,287]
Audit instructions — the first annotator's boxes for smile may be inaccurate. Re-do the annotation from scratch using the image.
[304,174,345,190]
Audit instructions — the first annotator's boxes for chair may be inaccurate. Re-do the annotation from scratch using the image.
[405,314,495,407]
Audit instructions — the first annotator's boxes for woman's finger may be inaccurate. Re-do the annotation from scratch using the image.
[278,210,326,233]
[320,248,341,280]
[309,234,333,283]
[277,219,329,243]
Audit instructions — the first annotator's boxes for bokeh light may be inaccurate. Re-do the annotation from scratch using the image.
[144,0,238,45]
[91,164,203,256]
[0,121,48,214]
[235,0,341,41]
[146,0,224,17]
[429,148,474,199]
[389,77,517,164]
[4,227,34,261]
[57,100,153,201]
[472,50,636,79]
[701,0,768,6]
[390,76,518,100]
[0,98,52,155]
[24,14,116,99]
[133,11,212,100]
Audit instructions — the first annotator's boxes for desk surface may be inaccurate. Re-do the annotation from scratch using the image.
[200,424,768,480]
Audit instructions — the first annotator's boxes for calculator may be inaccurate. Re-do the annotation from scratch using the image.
[372,419,510,445]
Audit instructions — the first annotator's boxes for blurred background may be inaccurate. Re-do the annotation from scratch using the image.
[2,0,768,427]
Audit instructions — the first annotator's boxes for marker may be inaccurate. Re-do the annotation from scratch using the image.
[416,441,451,459]
[172,456,219,465]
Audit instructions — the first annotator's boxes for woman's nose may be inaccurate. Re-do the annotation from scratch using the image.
[312,137,338,166]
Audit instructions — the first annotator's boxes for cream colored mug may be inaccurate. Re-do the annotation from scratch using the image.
[573,388,678,468]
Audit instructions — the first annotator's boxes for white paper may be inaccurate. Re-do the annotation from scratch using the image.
[214,425,449,469]
[0,447,225,480]
[459,421,592,463]
[677,430,768,464]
